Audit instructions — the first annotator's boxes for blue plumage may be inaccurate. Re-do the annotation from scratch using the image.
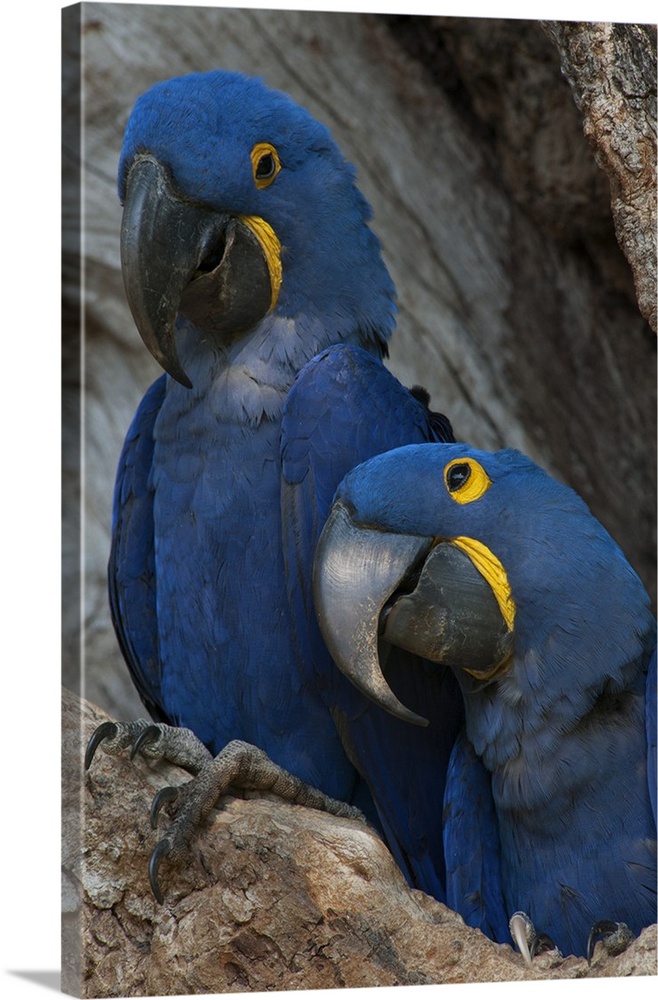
[110,70,462,897]
[328,442,657,956]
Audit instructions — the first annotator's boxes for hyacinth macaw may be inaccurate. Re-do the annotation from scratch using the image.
[313,442,657,959]
[86,69,467,903]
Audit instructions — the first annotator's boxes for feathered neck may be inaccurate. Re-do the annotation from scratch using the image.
[163,309,387,426]
[458,531,655,781]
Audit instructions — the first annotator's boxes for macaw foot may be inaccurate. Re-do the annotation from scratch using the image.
[85,719,213,774]
[86,724,366,903]
[147,739,367,902]
[586,920,634,965]
[508,911,562,967]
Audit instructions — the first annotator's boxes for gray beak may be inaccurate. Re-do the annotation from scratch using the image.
[313,501,513,725]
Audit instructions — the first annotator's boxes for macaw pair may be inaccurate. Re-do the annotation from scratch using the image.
[87,69,656,962]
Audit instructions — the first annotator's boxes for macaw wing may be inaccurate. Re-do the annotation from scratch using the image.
[443,730,509,942]
[647,646,657,825]
[281,343,465,900]
[108,374,170,723]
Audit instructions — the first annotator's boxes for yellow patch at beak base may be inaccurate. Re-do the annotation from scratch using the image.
[450,536,516,631]
[239,214,283,311]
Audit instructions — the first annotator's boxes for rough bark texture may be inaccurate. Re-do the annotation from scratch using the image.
[62,688,657,997]
[542,21,657,332]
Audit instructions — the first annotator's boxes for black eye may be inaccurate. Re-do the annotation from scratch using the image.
[255,153,276,180]
[251,143,281,189]
[446,463,471,492]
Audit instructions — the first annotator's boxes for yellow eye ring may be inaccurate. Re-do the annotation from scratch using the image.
[444,457,492,504]
[251,143,281,189]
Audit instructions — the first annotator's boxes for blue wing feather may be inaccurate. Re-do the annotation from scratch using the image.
[281,343,464,899]
[108,375,169,723]
[443,731,509,942]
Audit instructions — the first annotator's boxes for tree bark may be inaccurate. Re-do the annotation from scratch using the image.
[542,21,657,332]
[62,688,657,997]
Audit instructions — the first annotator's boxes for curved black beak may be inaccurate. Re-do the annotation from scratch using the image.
[313,501,514,725]
[120,154,273,387]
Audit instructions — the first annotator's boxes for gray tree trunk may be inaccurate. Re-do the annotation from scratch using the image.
[543,21,656,332]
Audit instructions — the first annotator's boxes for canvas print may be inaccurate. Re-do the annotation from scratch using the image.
[61,3,657,996]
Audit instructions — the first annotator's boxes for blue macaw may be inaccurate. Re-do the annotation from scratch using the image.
[313,442,657,959]
[86,70,465,903]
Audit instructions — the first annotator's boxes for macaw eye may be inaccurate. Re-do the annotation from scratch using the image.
[446,463,470,491]
[256,153,275,179]
[444,457,492,504]
[251,143,281,189]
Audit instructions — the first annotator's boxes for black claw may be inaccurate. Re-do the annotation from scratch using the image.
[150,785,179,829]
[84,722,119,770]
[587,920,619,964]
[149,838,172,904]
[587,920,633,964]
[131,724,162,760]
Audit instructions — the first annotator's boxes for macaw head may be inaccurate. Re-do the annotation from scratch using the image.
[118,70,396,387]
[313,442,654,738]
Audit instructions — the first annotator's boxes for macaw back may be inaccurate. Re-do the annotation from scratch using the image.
[493,640,656,954]
[149,340,356,797]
